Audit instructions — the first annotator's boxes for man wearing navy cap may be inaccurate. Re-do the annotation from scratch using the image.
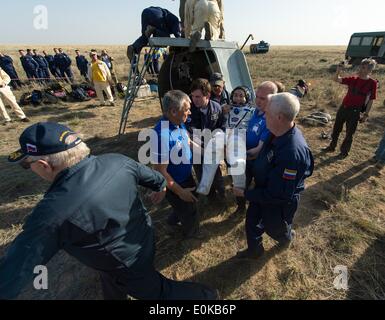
[0,122,217,300]
[210,72,230,106]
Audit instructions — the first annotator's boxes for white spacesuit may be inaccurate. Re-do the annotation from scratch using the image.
[196,105,255,195]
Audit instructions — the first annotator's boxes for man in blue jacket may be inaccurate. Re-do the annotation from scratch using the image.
[234,93,314,259]
[43,50,61,79]
[58,48,74,83]
[75,50,89,81]
[32,49,50,83]
[0,52,22,89]
[0,122,218,300]
[19,49,39,82]
[127,6,181,61]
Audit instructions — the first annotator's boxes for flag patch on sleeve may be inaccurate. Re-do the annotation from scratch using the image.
[283,169,297,180]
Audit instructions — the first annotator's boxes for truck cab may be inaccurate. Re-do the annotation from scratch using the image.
[346,32,385,65]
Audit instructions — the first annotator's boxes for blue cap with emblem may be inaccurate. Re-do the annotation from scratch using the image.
[8,122,82,163]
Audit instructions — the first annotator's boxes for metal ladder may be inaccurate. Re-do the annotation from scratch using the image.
[118,47,155,136]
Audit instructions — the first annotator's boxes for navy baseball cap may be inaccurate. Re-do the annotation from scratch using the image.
[210,73,225,86]
[8,122,82,163]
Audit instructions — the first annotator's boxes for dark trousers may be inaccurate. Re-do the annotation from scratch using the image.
[133,9,171,54]
[10,79,23,90]
[60,67,74,83]
[4,70,22,89]
[330,106,361,154]
[152,58,160,74]
[166,175,199,237]
[245,197,298,252]
[49,67,61,79]
[25,69,38,81]
[36,68,49,84]
[100,268,217,300]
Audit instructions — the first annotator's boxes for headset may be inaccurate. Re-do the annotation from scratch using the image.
[230,86,252,105]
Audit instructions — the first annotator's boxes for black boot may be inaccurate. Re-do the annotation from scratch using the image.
[235,246,265,260]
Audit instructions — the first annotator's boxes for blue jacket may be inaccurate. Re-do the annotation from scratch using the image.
[20,55,39,73]
[0,154,166,299]
[61,53,72,68]
[101,55,112,69]
[142,6,181,38]
[0,55,18,78]
[54,53,71,70]
[246,110,270,150]
[44,55,55,67]
[76,55,89,74]
[33,55,49,69]
[246,126,314,205]
[187,100,225,132]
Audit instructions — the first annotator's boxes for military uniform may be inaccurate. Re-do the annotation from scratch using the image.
[76,54,89,80]
[32,54,50,83]
[20,55,39,81]
[54,52,74,83]
[44,54,61,79]
[245,126,314,254]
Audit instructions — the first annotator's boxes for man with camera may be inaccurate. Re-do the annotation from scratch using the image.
[323,58,378,158]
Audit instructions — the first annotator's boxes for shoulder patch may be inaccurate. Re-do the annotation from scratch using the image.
[283,168,297,180]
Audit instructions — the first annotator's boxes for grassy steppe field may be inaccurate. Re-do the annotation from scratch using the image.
[0,45,384,300]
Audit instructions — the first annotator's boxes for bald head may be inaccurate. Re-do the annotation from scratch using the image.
[255,81,278,112]
[258,81,278,94]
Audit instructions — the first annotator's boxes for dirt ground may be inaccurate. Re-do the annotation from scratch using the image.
[0,46,384,300]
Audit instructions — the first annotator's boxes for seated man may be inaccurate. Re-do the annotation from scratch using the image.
[127,7,181,61]
[152,90,203,239]
[233,93,314,259]
[196,86,254,203]
[0,122,217,300]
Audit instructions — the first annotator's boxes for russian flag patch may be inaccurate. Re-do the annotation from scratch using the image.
[283,169,297,180]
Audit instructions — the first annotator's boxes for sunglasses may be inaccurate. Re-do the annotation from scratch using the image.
[20,159,38,170]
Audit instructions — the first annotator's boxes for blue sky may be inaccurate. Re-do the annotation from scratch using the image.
[2,0,385,45]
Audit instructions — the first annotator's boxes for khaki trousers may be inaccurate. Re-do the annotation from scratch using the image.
[94,81,114,105]
[0,85,26,122]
